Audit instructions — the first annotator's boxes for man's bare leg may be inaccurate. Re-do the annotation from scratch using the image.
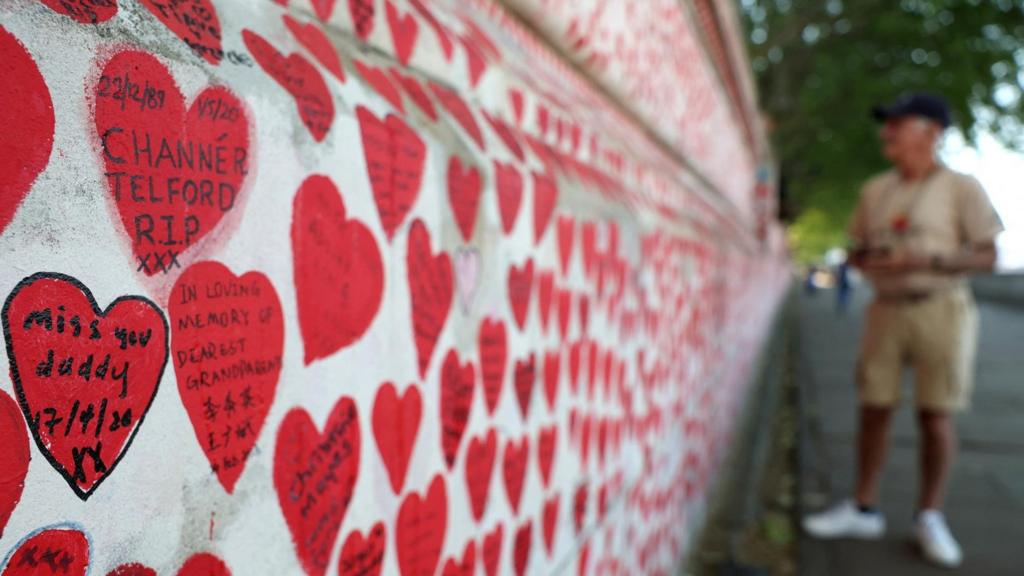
[803,405,890,538]
[855,405,893,507]
[917,410,955,511]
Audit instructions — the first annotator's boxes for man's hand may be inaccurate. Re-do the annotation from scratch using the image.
[859,251,931,275]
[855,241,998,275]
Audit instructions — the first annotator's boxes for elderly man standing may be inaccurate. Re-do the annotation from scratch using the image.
[802,93,1003,568]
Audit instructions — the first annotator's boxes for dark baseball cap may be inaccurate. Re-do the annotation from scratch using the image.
[871,92,951,128]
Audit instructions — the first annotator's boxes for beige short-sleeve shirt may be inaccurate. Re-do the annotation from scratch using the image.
[847,166,1003,295]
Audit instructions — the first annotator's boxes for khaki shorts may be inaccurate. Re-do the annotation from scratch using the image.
[857,287,979,412]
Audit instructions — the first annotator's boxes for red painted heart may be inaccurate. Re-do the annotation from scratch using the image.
[556,215,575,275]
[407,219,453,378]
[338,523,386,576]
[586,341,599,400]
[579,415,592,467]
[348,0,375,40]
[581,222,597,278]
[568,123,581,153]
[396,474,447,576]
[139,0,223,64]
[460,17,500,60]
[169,261,283,493]
[536,105,549,136]
[557,289,572,341]
[176,553,230,576]
[429,81,485,150]
[542,494,559,555]
[2,527,89,576]
[389,69,437,120]
[597,417,609,467]
[283,15,346,82]
[461,36,488,87]
[502,435,528,514]
[106,563,156,576]
[440,349,475,469]
[567,340,582,394]
[372,382,421,494]
[447,156,482,243]
[579,294,590,335]
[602,351,615,400]
[523,135,555,170]
[409,0,454,60]
[494,161,522,236]
[354,61,404,112]
[512,520,531,576]
[508,89,524,125]
[481,111,524,162]
[37,0,118,23]
[513,353,535,421]
[244,30,334,142]
[537,424,556,488]
[94,50,250,278]
[0,390,29,538]
[506,258,533,331]
[311,0,337,20]
[477,317,506,416]
[537,270,553,333]
[464,428,496,522]
[357,106,426,241]
[291,174,384,365]
[441,540,475,576]
[573,483,587,534]
[385,1,419,66]
[273,396,361,576]
[553,118,565,146]
[2,273,168,499]
[532,172,558,244]
[0,26,53,237]
[481,524,503,576]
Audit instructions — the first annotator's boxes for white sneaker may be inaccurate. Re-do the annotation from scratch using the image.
[802,499,886,539]
[916,509,963,568]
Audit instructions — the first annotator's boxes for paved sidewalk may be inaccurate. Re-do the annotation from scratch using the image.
[797,285,1024,575]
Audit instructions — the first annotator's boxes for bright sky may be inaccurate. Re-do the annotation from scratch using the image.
[941,130,1024,272]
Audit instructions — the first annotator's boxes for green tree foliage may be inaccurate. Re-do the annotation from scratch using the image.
[740,0,1024,261]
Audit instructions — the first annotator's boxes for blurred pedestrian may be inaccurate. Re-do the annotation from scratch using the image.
[802,92,1003,568]
[835,260,852,314]
[804,264,818,295]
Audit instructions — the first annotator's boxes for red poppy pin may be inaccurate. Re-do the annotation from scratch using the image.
[891,214,909,235]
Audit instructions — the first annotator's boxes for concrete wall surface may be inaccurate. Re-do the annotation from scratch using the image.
[0,0,788,574]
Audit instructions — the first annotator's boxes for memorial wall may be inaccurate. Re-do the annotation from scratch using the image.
[0,0,788,574]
